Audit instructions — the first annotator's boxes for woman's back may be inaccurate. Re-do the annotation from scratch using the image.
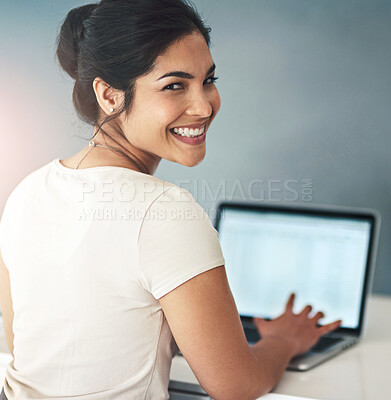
[0,159,224,399]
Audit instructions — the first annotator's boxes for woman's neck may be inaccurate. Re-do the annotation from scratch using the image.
[87,127,161,175]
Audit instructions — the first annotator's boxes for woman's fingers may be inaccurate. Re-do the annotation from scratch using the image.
[311,311,325,324]
[299,305,313,317]
[285,292,295,313]
[319,320,342,335]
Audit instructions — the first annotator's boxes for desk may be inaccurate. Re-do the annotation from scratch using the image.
[169,295,391,400]
[0,295,389,399]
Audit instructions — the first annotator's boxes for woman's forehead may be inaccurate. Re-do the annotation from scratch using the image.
[150,32,214,78]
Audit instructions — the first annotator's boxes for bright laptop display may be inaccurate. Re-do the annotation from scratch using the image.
[216,204,376,331]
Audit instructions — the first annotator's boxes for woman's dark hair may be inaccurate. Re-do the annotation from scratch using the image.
[56,0,211,141]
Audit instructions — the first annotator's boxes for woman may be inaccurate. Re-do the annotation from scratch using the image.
[0,1,341,399]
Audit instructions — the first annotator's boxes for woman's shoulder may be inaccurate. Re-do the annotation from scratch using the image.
[2,161,52,209]
[150,183,199,209]
[143,183,212,229]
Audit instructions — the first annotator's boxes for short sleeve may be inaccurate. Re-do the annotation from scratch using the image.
[137,186,225,299]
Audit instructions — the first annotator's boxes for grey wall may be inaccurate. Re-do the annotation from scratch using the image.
[1,1,390,294]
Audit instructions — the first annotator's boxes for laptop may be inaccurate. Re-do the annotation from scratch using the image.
[214,202,380,371]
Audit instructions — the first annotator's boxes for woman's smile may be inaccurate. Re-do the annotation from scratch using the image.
[169,123,207,145]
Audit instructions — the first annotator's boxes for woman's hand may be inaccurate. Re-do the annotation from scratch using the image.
[253,293,342,357]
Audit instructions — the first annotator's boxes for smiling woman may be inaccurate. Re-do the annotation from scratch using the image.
[0,1,341,400]
[0,1,226,399]
[56,0,220,174]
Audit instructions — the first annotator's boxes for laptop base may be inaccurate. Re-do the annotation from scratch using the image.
[287,336,358,371]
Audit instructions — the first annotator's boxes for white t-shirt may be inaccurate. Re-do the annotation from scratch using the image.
[0,158,225,400]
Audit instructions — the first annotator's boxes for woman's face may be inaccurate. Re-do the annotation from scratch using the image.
[119,31,221,168]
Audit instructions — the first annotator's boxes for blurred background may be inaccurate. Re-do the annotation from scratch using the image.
[0,0,390,294]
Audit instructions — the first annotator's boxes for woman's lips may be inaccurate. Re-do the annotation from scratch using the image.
[170,128,206,145]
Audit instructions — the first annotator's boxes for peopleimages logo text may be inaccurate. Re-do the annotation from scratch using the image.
[74,178,313,221]
[76,178,313,203]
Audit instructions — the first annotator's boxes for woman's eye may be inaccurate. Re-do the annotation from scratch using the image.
[204,76,219,85]
[162,76,218,91]
[163,83,184,91]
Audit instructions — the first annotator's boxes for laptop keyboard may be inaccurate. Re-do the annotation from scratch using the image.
[243,322,344,354]
[309,336,344,353]
[244,327,261,344]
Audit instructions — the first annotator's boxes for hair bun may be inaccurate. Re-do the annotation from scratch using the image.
[56,4,98,80]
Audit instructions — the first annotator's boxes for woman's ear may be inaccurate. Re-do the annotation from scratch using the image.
[92,77,124,115]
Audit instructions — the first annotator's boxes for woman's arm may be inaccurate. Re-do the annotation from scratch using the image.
[0,249,14,356]
[159,265,340,400]
[159,265,291,400]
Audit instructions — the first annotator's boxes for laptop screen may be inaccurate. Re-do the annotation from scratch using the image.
[217,206,373,330]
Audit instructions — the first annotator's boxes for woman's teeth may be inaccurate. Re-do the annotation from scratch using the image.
[172,125,205,137]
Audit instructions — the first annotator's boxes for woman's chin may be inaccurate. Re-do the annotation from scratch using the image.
[179,154,205,167]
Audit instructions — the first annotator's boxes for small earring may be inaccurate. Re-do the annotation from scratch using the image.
[109,107,114,113]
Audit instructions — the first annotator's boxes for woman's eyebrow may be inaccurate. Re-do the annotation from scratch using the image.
[156,63,216,81]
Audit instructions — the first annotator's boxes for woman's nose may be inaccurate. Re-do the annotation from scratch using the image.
[185,90,213,118]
